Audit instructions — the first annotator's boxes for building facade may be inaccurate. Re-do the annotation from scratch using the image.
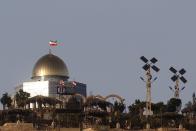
[16,52,86,99]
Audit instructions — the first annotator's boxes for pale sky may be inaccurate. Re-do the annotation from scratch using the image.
[0,1,195,108]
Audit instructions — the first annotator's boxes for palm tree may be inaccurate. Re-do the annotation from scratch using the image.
[15,89,30,108]
[0,92,12,110]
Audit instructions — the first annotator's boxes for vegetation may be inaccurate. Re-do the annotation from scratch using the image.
[113,101,126,113]
[167,98,182,112]
[110,101,126,128]
[126,98,187,129]
[14,89,30,108]
[0,93,12,110]
[0,91,195,130]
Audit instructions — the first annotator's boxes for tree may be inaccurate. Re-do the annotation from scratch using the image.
[167,98,182,112]
[110,101,126,128]
[114,101,126,113]
[128,99,145,116]
[15,89,30,108]
[128,100,146,129]
[0,92,12,110]
[128,100,168,129]
[152,102,167,114]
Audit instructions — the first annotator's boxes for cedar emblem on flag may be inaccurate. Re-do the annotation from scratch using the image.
[49,40,58,47]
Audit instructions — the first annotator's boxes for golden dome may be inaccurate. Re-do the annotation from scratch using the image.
[32,53,69,78]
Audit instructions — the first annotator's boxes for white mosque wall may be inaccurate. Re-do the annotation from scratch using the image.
[23,81,49,97]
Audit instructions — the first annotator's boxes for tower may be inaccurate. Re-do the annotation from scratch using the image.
[169,67,187,99]
[140,56,160,116]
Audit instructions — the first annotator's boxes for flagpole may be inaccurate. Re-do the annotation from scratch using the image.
[49,48,52,54]
[49,40,58,54]
[49,40,52,54]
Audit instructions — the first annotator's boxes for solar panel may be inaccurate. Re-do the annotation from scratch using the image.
[169,67,177,74]
[179,68,186,75]
[169,67,187,94]
[180,76,187,83]
[171,75,178,82]
[140,56,148,63]
[150,57,158,64]
[143,64,150,71]
[151,65,160,72]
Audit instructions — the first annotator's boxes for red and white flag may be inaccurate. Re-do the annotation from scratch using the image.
[72,81,77,86]
[49,40,58,47]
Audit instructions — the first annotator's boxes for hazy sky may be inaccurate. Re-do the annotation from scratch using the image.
[0,1,195,107]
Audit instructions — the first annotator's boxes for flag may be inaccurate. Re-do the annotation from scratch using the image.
[72,81,77,86]
[59,80,65,86]
[49,40,58,47]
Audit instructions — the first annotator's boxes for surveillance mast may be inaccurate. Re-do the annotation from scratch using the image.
[169,67,187,99]
[140,56,160,117]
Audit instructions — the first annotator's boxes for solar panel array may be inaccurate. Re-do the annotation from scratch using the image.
[140,56,160,72]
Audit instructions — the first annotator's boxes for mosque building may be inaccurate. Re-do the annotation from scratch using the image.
[15,51,87,99]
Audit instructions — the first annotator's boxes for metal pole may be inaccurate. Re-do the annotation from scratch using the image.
[175,78,179,99]
[146,68,152,116]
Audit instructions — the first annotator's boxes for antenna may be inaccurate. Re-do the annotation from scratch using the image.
[169,66,187,99]
[140,56,160,117]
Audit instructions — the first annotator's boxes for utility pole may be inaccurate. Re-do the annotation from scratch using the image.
[169,67,187,99]
[146,68,152,116]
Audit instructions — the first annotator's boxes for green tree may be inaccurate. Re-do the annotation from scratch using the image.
[15,89,30,108]
[152,102,167,114]
[114,101,125,113]
[110,101,126,128]
[0,92,12,110]
[128,99,145,116]
[128,100,146,129]
[167,98,182,112]
[128,100,168,129]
